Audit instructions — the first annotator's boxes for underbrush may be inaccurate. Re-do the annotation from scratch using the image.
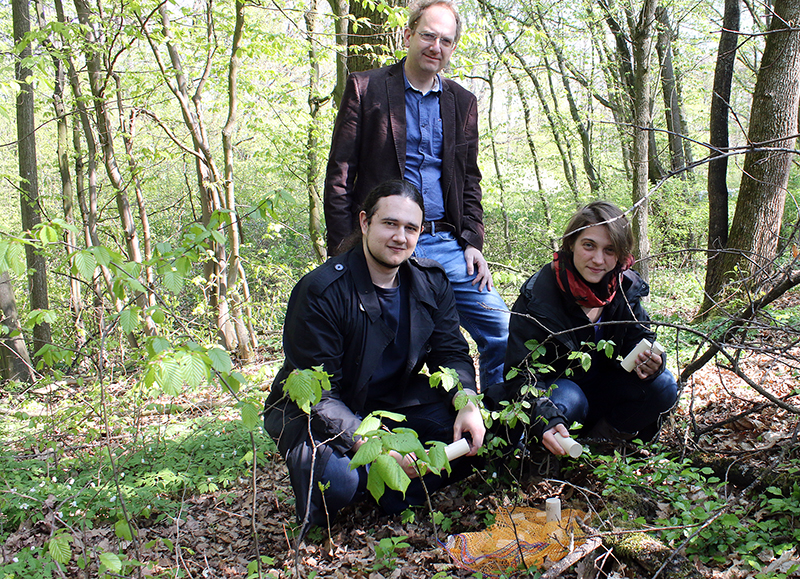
[593,448,800,578]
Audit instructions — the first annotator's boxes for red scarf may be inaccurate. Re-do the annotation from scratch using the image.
[552,251,633,308]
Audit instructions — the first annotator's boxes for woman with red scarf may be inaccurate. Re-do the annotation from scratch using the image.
[500,201,678,456]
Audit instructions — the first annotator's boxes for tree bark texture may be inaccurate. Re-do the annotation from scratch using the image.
[306,2,328,265]
[655,6,686,174]
[630,0,659,284]
[0,272,34,383]
[327,0,349,109]
[706,0,740,253]
[13,0,52,354]
[222,0,255,361]
[702,0,800,314]
[74,0,156,341]
[34,0,86,351]
[347,0,402,73]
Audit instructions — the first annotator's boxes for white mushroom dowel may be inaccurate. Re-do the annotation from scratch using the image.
[444,438,470,461]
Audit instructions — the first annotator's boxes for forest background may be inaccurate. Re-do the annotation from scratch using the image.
[1,0,799,577]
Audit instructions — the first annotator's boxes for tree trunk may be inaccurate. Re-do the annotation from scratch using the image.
[34,0,86,351]
[74,0,155,340]
[702,0,740,314]
[306,1,328,264]
[222,0,255,361]
[347,0,402,73]
[486,65,512,258]
[13,0,51,355]
[701,0,800,315]
[655,6,686,174]
[535,7,601,193]
[327,0,349,109]
[630,0,659,284]
[0,271,35,383]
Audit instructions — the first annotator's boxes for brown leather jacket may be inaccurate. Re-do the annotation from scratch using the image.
[324,60,484,255]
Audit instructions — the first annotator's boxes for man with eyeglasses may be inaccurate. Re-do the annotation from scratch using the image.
[324,0,509,389]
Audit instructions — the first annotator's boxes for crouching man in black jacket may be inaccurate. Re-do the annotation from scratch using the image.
[264,180,485,535]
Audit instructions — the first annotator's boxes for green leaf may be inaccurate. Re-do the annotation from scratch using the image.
[115,519,134,541]
[373,453,410,495]
[384,429,425,456]
[119,308,140,334]
[163,267,184,294]
[72,251,97,281]
[350,437,382,468]
[207,347,232,373]
[181,353,208,388]
[5,242,25,275]
[283,368,331,413]
[98,551,122,573]
[241,402,260,430]
[354,415,382,437]
[48,533,72,564]
[157,358,182,395]
[91,246,112,267]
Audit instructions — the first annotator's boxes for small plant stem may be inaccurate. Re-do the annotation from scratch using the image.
[249,431,264,579]
[97,310,143,578]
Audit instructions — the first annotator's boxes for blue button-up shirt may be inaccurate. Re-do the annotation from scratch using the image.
[403,66,445,222]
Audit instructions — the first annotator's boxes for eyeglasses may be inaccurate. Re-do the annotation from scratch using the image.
[414,30,455,49]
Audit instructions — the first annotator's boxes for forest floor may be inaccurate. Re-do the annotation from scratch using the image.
[2,295,800,578]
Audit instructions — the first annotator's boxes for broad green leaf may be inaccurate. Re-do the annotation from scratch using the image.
[91,245,112,267]
[147,337,171,356]
[98,552,122,573]
[354,415,382,436]
[157,358,182,395]
[373,453,410,494]
[207,347,232,373]
[48,533,71,564]
[350,437,382,468]
[114,519,134,541]
[119,308,140,334]
[5,242,25,275]
[241,402,260,430]
[181,353,208,388]
[283,369,322,413]
[73,251,97,281]
[36,224,59,243]
[163,267,184,294]
[385,429,426,456]
[0,240,8,269]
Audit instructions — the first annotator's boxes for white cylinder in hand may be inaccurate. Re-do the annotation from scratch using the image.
[553,432,583,458]
[621,338,664,372]
[445,438,470,461]
[545,497,561,522]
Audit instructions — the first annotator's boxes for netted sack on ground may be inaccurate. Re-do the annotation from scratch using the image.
[444,506,587,576]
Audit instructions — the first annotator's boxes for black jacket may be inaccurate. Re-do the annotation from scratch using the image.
[486,263,662,440]
[264,244,476,460]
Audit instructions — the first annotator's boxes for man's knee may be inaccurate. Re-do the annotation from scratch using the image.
[647,369,679,412]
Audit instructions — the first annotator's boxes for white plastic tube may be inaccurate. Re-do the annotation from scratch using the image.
[545,497,562,522]
[444,438,470,461]
[553,432,583,458]
[620,338,664,372]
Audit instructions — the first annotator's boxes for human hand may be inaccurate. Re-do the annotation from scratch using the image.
[634,350,662,380]
[453,392,486,455]
[390,450,419,479]
[542,423,571,456]
[464,245,493,292]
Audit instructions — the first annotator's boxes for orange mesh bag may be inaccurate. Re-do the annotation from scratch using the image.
[443,506,587,576]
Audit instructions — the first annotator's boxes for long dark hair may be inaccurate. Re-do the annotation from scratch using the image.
[339,180,425,251]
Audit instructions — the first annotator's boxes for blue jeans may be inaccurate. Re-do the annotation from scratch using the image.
[547,366,678,436]
[413,231,510,388]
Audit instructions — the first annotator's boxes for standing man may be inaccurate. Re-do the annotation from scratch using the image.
[265,181,485,533]
[324,0,509,388]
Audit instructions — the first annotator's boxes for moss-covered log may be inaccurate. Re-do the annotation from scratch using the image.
[604,531,702,579]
